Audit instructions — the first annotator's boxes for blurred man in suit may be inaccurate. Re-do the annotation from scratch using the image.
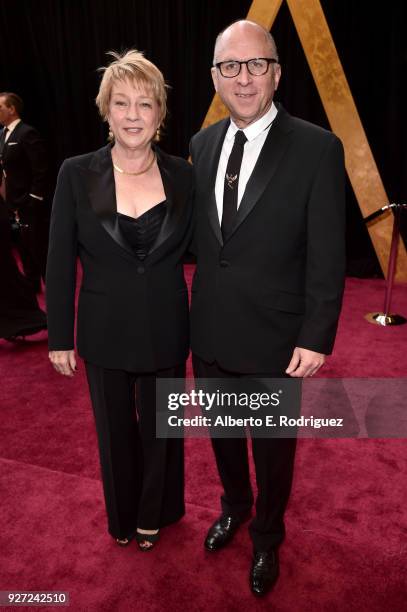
[0,92,49,292]
[190,20,345,596]
[0,200,47,341]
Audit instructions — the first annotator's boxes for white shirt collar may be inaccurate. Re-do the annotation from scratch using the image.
[227,102,278,142]
[5,118,21,136]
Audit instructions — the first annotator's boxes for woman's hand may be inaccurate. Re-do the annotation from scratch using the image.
[49,350,77,377]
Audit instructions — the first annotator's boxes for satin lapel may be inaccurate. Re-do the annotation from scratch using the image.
[86,145,135,256]
[148,147,180,255]
[205,120,229,246]
[226,109,294,242]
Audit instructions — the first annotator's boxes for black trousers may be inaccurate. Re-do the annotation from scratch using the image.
[192,354,298,552]
[85,361,185,541]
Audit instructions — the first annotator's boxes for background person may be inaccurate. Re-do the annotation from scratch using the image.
[0,92,49,293]
[0,201,46,340]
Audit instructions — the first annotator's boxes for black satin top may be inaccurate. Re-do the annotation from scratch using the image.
[117,201,167,260]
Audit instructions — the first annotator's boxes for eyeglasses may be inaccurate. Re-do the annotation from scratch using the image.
[214,58,278,78]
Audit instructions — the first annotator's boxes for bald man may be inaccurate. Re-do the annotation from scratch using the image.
[189,20,345,596]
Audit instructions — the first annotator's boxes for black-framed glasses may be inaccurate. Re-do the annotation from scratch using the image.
[214,58,278,78]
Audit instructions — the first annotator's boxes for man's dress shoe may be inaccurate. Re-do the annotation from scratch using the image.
[250,550,279,596]
[204,514,245,551]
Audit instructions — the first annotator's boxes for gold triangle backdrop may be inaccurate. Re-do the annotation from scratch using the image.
[202,0,407,281]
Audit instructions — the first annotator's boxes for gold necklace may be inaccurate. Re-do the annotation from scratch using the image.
[113,151,156,176]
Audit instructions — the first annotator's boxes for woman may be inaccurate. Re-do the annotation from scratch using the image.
[46,50,193,550]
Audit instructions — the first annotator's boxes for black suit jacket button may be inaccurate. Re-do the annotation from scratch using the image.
[220,259,230,267]
[137,266,145,274]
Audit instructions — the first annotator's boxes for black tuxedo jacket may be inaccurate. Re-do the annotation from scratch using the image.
[189,105,346,373]
[46,144,194,372]
[0,121,48,209]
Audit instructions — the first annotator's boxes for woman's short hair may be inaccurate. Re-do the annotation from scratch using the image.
[95,49,167,127]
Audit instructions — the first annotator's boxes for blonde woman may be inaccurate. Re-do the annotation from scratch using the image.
[46,50,193,550]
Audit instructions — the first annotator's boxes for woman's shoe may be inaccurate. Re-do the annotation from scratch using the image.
[135,529,160,551]
[116,537,130,547]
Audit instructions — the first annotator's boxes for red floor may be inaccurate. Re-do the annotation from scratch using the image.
[0,268,406,611]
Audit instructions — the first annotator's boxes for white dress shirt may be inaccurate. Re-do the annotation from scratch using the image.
[4,118,21,141]
[3,118,44,201]
[215,102,278,223]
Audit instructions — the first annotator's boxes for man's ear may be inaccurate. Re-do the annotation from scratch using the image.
[273,64,282,91]
[211,66,218,92]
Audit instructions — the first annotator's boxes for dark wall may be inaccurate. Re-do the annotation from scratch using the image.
[1,0,406,276]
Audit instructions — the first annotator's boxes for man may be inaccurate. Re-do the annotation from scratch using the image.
[189,20,345,596]
[0,92,49,293]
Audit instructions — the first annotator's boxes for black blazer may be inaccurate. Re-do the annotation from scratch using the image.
[46,144,194,372]
[1,121,49,208]
[189,105,346,373]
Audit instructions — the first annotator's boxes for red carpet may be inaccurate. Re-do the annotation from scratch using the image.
[0,266,406,611]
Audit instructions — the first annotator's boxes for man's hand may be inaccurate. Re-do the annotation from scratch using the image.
[285,347,325,378]
[49,350,77,377]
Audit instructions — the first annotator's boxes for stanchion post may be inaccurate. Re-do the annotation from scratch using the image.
[365,203,406,326]
[383,205,402,316]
